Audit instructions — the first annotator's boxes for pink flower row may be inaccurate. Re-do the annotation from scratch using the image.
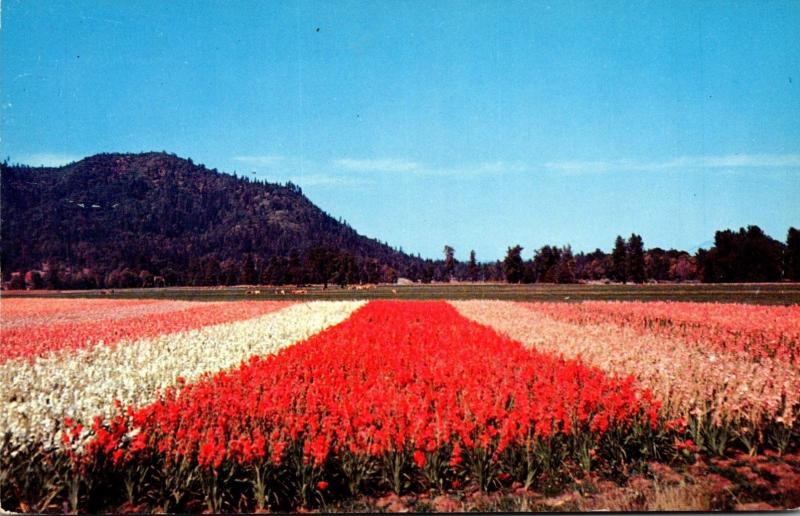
[523,301,800,365]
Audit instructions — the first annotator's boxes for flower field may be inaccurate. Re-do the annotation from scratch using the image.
[1,297,799,512]
[520,301,800,365]
[453,301,800,453]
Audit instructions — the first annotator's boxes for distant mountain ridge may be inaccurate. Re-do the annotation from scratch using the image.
[1,152,422,287]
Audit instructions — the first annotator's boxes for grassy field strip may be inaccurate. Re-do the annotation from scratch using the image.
[3,283,800,304]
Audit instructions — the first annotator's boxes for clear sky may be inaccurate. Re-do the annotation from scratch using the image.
[2,1,799,261]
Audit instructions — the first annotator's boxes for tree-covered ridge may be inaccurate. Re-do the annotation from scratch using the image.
[1,152,421,288]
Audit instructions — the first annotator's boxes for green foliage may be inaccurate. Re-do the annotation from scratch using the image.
[611,236,628,283]
[503,245,525,283]
[785,227,800,281]
[700,225,785,282]
[626,234,646,284]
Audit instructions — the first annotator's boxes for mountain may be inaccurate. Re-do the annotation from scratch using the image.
[1,152,424,288]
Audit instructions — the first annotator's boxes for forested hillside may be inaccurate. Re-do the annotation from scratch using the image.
[1,152,422,288]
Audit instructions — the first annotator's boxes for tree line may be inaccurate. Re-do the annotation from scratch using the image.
[492,225,799,284]
[8,225,798,290]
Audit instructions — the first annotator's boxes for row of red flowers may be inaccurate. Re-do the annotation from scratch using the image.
[75,301,663,509]
[523,301,800,365]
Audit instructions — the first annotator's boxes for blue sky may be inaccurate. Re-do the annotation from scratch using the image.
[2,1,799,260]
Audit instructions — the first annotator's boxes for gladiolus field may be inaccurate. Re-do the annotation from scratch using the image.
[2,297,799,512]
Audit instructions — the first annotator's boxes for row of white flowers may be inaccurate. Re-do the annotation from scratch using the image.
[1,301,365,448]
[451,300,800,429]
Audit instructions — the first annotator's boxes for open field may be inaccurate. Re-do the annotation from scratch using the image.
[2,296,799,512]
[3,282,800,304]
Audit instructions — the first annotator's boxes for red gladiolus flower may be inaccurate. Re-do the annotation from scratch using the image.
[413,450,426,468]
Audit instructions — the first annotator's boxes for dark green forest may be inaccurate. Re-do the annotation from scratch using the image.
[2,153,798,289]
